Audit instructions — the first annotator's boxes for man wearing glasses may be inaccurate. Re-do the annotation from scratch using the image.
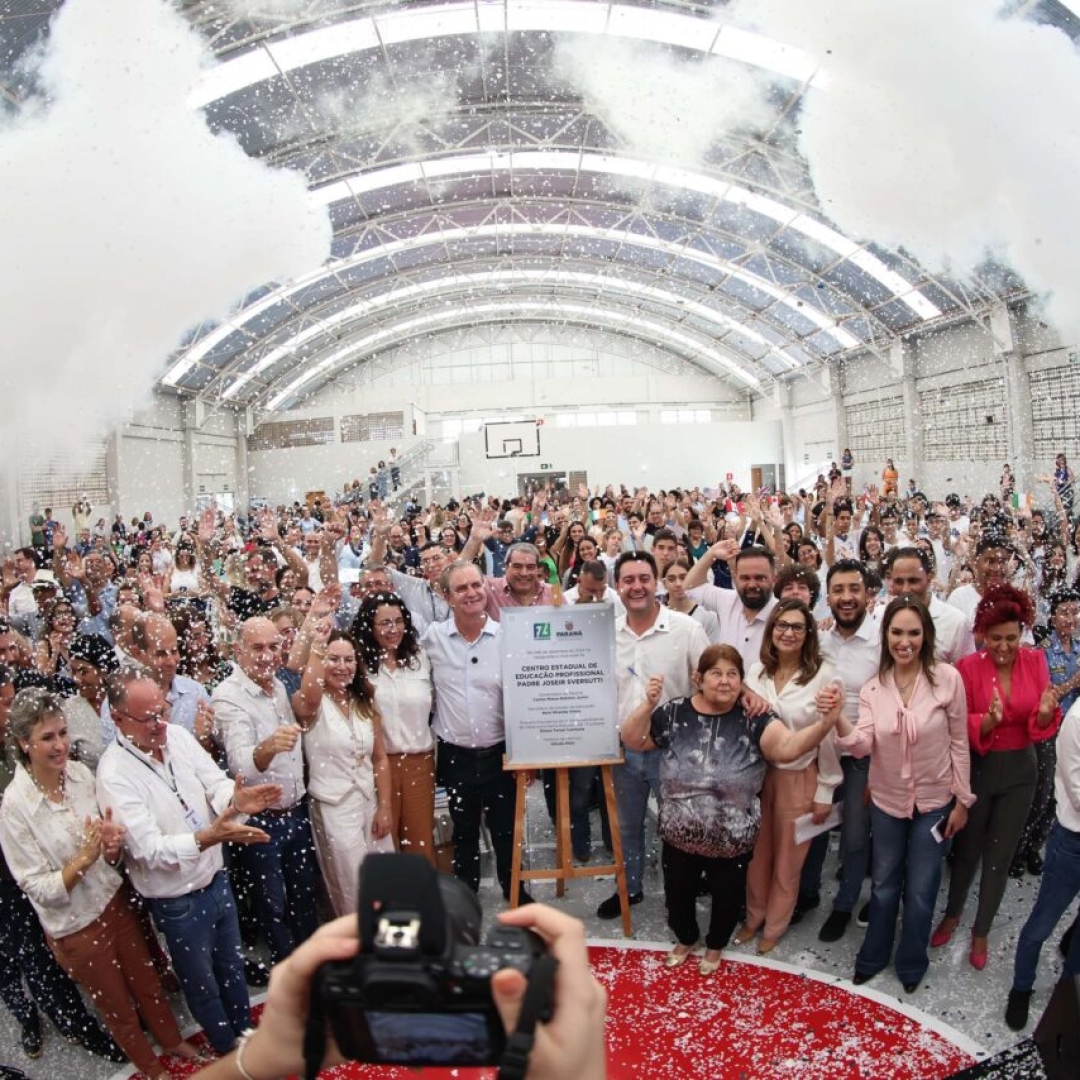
[96,666,282,1056]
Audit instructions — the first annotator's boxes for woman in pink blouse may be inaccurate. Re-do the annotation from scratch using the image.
[932,585,1061,969]
[835,596,974,993]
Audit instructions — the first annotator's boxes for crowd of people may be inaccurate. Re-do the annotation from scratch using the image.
[0,461,1079,1074]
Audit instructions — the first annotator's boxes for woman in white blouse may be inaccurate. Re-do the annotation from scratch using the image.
[0,689,199,1078]
[353,594,437,863]
[292,629,393,916]
[733,599,843,954]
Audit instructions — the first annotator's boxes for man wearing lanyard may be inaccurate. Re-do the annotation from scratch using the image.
[598,551,709,919]
[212,617,319,963]
[96,666,282,1055]
[421,560,530,904]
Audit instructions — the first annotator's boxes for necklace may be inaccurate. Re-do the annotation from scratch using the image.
[30,766,65,803]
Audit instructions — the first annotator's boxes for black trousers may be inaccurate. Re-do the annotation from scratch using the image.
[662,842,750,951]
[0,876,100,1036]
[437,739,516,895]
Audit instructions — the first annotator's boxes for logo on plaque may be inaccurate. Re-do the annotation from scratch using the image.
[533,623,551,640]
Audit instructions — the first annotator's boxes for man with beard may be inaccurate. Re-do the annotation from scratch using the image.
[886,547,976,662]
[947,533,1013,627]
[796,560,882,940]
[682,542,778,668]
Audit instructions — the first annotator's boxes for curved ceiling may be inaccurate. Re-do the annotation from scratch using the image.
[3,0,1065,412]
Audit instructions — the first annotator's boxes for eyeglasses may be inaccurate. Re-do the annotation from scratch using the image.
[374,618,406,631]
[774,621,808,637]
[114,705,170,725]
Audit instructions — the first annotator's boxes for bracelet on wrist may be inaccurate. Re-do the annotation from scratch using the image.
[235,1027,259,1080]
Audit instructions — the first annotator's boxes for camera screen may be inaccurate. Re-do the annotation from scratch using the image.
[364,1010,493,1065]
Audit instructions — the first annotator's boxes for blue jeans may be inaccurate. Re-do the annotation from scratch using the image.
[543,767,596,860]
[147,872,250,1054]
[1012,821,1080,992]
[239,800,319,964]
[800,754,871,912]
[857,803,948,984]
[612,748,662,895]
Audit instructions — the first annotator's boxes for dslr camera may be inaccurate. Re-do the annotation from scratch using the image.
[313,853,549,1068]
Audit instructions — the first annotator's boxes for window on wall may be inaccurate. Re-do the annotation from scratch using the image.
[249,417,335,451]
[1030,367,1080,459]
[340,411,405,443]
[18,435,109,523]
[919,380,1008,462]
[844,397,905,461]
[553,410,638,427]
[660,409,712,424]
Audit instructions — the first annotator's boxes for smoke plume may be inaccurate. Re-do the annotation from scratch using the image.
[0,0,332,453]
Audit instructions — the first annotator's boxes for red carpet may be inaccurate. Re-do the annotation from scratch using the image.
[122,945,978,1079]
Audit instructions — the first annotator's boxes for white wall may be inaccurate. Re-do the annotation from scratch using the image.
[455,420,783,495]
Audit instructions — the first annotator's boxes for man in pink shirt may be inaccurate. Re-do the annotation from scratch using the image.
[461,528,554,621]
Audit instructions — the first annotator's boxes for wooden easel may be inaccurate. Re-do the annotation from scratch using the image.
[505,756,633,937]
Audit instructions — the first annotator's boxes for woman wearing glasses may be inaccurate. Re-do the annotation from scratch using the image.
[292,626,394,917]
[0,689,200,1077]
[352,593,436,864]
[733,599,842,953]
[833,596,973,992]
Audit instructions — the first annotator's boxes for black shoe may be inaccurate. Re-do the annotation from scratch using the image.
[574,848,591,864]
[818,909,852,943]
[245,959,271,987]
[1008,860,1025,879]
[81,1026,127,1062]
[597,891,643,919]
[856,902,870,928]
[852,970,875,986]
[503,887,536,906]
[903,981,920,994]
[1005,988,1032,1031]
[790,896,820,925]
[1026,852,1044,876]
[21,1011,42,1059]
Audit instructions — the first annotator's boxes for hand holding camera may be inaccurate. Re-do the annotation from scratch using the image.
[191,854,607,1080]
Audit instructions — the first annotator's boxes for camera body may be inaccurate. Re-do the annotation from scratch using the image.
[313,853,547,1068]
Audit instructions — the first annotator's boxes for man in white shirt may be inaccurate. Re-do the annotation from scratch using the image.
[597,551,710,919]
[886,547,976,663]
[421,561,526,903]
[564,560,626,615]
[4,548,40,622]
[682,541,779,668]
[212,618,319,963]
[96,667,281,1055]
[799,560,882,942]
[1006,699,1080,1029]
[368,526,451,635]
[948,533,1013,626]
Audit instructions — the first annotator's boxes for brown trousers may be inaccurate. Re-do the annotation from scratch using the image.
[745,763,818,942]
[49,889,182,1075]
[387,750,437,865]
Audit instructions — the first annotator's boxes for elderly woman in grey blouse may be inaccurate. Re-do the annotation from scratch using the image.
[0,689,200,1078]
[621,644,840,977]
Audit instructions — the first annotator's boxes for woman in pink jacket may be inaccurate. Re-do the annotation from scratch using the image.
[834,595,974,993]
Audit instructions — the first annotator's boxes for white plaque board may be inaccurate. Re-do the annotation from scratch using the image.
[500,604,619,765]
